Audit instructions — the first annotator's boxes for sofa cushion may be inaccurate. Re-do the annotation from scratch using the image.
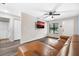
[16,49,38,56]
[60,35,69,41]
[16,41,59,56]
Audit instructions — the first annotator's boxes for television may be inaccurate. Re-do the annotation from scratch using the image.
[35,21,45,28]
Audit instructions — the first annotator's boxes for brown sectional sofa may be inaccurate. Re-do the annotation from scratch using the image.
[57,38,71,56]
[16,35,79,56]
[16,41,59,56]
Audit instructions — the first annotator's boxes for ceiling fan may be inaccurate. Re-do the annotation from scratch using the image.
[43,11,60,18]
[36,4,62,19]
[36,10,61,20]
[44,11,60,15]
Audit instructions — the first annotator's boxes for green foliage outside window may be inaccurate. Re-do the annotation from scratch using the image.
[49,23,59,34]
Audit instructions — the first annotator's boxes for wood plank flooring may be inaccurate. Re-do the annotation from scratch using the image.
[0,39,20,56]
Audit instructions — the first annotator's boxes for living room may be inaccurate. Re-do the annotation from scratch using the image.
[0,3,79,56]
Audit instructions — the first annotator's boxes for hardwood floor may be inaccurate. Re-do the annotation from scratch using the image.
[0,39,20,56]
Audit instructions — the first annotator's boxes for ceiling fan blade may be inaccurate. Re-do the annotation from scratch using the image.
[56,10,79,13]
[37,15,49,20]
[43,15,49,19]
[52,14,60,15]
[44,13,49,15]
[40,15,49,19]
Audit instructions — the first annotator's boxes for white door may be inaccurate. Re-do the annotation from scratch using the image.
[14,19,21,40]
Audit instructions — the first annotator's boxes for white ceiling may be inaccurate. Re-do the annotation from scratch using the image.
[0,3,79,21]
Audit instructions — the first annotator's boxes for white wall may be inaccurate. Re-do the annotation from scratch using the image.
[62,18,74,36]
[0,21,9,38]
[21,13,47,43]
